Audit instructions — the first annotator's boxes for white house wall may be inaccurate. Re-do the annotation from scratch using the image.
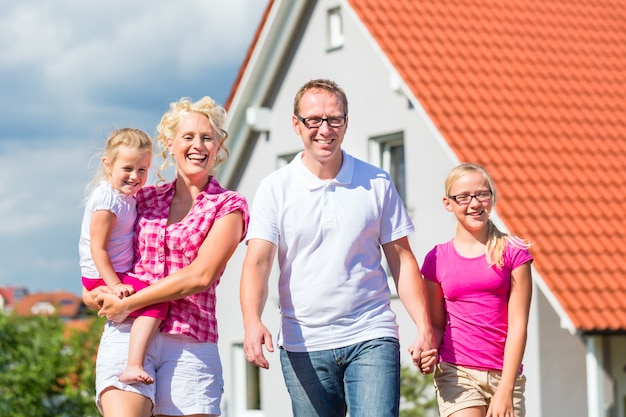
[215,1,593,416]
[533,286,588,416]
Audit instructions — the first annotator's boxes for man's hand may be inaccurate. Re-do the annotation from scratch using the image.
[243,321,274,370]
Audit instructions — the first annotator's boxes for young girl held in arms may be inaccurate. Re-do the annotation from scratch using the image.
[422,163,533,417]
[79,128,167,385]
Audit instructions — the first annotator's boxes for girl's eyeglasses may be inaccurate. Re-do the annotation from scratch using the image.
[448,190,492,205]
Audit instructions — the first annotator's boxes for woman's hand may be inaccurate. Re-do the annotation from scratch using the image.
[96,292,131,322]
[82,286,112,310]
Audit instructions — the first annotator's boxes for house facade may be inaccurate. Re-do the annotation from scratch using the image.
[213,1,626,416]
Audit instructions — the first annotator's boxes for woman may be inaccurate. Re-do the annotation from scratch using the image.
[85,96,249,417]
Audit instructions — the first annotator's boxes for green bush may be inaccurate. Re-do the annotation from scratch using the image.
[0,312,104,417]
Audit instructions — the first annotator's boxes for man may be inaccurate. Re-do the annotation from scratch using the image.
[240,79,436,417]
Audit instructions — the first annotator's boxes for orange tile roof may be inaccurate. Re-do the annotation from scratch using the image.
[14,291,84,318]
[349,0,626,332]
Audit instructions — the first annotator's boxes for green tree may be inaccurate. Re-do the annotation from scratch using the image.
[400,364,438,417]
[0,311,104,417]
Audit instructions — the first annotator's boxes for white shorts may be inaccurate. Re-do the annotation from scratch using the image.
[95,320,223,416]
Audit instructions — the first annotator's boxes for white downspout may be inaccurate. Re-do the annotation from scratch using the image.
[586,336,604,417]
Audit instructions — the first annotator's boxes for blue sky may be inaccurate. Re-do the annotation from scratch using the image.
[0,1,268,295]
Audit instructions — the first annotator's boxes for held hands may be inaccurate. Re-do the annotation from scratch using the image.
[408,342,438,374]
[82,286,112,310]
[96,292,131,323]
[419,349,438,374]
[243,321,274,370]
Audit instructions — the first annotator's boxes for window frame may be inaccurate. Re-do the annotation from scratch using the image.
[231,343,263,416]
[326,7,345,51]
[369,132,406,297]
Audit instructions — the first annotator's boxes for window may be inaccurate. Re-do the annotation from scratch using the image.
[370,133,406,297]
[277,152,299,169]
[31,301,55,315]
[231,344,262,416]
[370,133,406,202]
[327,7,344,50]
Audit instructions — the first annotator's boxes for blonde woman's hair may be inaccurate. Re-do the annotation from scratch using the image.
[84,127,153,203]
[155,96,229,182]
[445,163,531,268]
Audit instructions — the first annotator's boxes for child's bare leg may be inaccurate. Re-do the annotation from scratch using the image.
[119,316,161,385]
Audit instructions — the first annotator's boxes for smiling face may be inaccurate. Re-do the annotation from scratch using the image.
[167,112,220,182]
[292,89,347,174]
[103,145,151,196]
[443,170,493,233]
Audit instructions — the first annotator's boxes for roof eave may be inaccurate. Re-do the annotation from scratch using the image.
[218,0,312,189]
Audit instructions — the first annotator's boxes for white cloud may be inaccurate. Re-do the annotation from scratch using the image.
[0,1,268,137]
[0,141,86,234]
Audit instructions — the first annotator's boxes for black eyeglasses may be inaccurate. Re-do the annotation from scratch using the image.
[296,114,346,129]
[448,190,492,205]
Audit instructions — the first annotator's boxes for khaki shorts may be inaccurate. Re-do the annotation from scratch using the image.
[434,362,526,417]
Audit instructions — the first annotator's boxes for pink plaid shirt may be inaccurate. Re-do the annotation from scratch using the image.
[130,177,249,343]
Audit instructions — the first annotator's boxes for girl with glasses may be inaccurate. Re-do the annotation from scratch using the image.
[421,163,533,417]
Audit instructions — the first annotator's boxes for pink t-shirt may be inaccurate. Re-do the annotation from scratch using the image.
[421,239,532,371]
[130,177,249,343]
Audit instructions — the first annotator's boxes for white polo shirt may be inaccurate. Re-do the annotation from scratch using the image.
[246,151,415,351]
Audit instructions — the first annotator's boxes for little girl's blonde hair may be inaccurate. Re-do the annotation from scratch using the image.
[445,163,531,267]
[84,128,153,203]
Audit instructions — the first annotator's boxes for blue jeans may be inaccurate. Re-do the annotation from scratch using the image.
[280,337,400,417]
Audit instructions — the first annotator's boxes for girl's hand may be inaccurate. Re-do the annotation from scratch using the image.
[486,388,515,417]
[112,283,135,298]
